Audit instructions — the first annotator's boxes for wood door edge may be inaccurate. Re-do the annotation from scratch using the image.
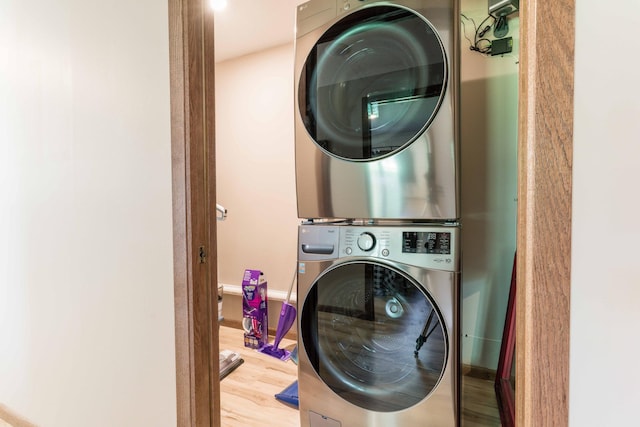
[516,0,575,425]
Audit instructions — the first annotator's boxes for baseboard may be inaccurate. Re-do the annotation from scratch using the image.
[220,283,297,303]
[0,404,37,427]
[220,319,297,341]
[219,288,299,339]
[462,364,497,381]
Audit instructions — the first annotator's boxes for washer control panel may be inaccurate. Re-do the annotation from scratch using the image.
[299,223,459,271]
[402,231,451,254]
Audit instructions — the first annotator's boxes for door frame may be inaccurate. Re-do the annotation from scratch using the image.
[516,0,574,425]
[169,0,220,426]
[167,0,575,425]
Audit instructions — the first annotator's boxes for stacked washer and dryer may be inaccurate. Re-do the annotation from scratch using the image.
[293,1,460,426]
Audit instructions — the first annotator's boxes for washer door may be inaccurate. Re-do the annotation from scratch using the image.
[301,261,448,412]
[298,5,447,161]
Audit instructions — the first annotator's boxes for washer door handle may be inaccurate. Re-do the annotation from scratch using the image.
[301,244,335,254]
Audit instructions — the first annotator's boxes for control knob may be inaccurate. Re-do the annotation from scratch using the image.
[357,232,376,251]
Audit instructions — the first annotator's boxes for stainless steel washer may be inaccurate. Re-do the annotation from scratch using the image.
[295,0,459,221]
[297,222,460,426]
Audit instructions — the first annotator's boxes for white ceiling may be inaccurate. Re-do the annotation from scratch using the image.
[213,0,308,63]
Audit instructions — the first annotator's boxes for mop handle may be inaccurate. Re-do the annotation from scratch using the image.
[285,266,297,304]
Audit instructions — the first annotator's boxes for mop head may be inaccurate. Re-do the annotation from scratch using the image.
[275,380,299,408]
[259,270,297,361]
[258,344,291,361]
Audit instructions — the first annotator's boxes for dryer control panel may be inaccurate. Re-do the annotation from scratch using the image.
[298,223,459,272]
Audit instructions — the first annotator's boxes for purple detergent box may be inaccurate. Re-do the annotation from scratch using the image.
[242,269,268,349]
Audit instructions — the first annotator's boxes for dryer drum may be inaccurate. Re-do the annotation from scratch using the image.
[300,6,446,161]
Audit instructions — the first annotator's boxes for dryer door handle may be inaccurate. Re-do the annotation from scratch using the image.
[301,244,335,255]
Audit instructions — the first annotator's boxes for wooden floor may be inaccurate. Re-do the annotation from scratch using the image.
[219,325,300,427]
[219,325,501,427]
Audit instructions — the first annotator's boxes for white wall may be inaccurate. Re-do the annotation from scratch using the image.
[0,1,176,426]
[215,44,300,300]
[460,0,519,369]
[570,1,640,425]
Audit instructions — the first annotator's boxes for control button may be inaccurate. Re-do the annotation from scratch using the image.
[381,249,389,257]
[345,247,352,255]
[357,232,376,251]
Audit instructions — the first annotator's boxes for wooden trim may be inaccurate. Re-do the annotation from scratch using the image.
[461,365,497,381]
[169,0,220,426]
[517,0,574,426]
[0,405,37,427]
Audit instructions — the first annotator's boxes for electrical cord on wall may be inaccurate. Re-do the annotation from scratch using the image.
[460,13,497,55]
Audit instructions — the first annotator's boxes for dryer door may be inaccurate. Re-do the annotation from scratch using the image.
[300,261,448,412]
[298,5,446,161]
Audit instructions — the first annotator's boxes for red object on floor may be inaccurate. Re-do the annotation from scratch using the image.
[495,253,516,427]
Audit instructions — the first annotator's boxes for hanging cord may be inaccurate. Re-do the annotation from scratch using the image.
[460,13,476,48]
[461,13,496,55]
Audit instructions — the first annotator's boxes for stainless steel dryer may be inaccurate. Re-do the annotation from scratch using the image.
[297,222,460,426]
[295,0,459,221]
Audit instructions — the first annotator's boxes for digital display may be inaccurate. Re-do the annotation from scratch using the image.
[402,231,451,254]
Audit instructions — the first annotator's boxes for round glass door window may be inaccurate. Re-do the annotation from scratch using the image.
[298,5,447,160]
[301,262,448,412]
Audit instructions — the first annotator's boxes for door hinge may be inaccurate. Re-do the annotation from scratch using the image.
[199,246,207,264]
